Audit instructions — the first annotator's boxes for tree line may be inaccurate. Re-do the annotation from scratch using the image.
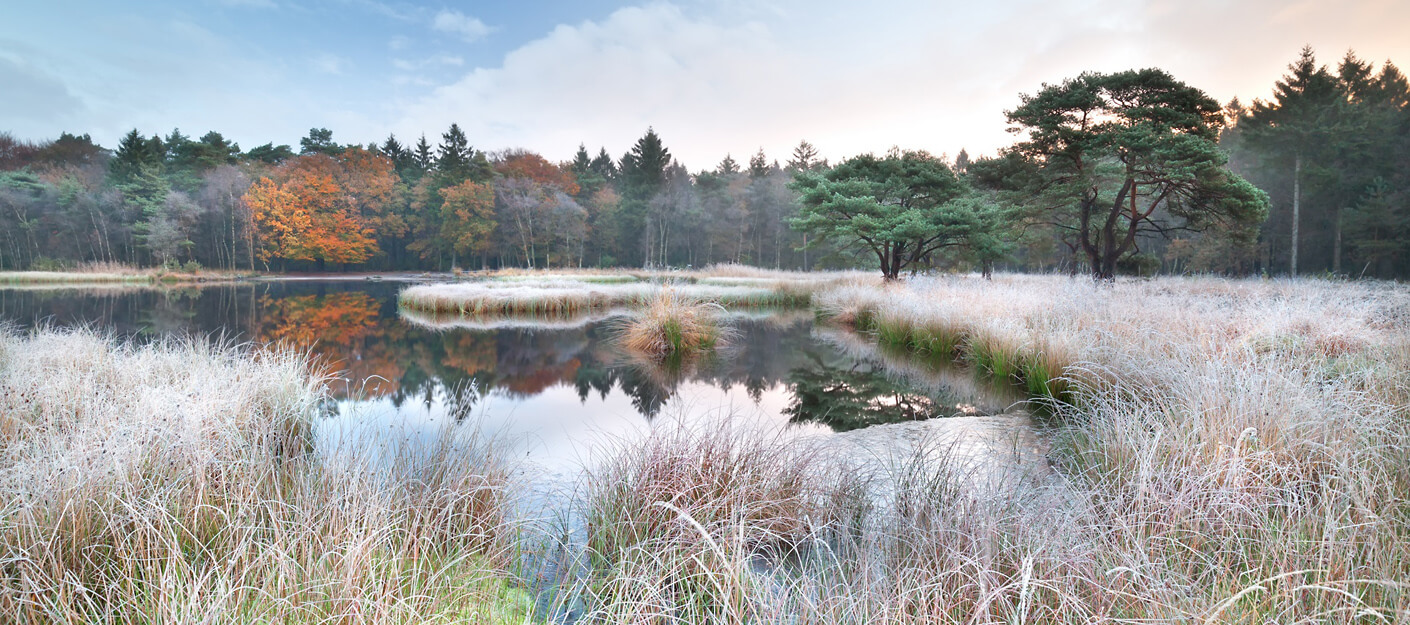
[1,47,1405,279]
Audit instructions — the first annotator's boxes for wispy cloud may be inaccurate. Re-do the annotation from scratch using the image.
[391,54,464,71]
[0,55,84,123]
[432,10,492,43]
[216,0,277,8]
[340,0,419,21]
[312,52,345,75]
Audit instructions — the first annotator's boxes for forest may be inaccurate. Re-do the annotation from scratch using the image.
[2,47,1407,279]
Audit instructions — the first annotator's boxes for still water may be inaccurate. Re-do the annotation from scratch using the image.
[0,279,1039,486]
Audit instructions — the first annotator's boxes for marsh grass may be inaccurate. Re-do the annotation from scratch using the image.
[0,327,528,624]
[6,273,1409,624]
[808,273,1410,621]
[618,288,727,361]
[556,422,831,623]
[399,280,814,318]
[0,261,252,288]
[397,267,869,320]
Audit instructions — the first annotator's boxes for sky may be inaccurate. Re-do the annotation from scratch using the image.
[4,0,1408,169]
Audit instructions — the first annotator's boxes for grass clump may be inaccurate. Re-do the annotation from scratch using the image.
[809,273,1410,621]
[618,288,724,359]
[559,422,830,623]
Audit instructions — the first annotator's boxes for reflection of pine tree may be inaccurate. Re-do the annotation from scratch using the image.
[616,366,672,419]
[572,348,617,403]
[784,361,938,432]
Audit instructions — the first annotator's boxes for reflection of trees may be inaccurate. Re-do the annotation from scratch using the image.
[7,284,994,429]
[492,328,586,396]
[783,359,939,432]
[255,292,406,396]
[257,292,378,346]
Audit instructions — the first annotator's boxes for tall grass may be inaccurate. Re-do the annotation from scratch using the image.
[0,328,526,624]
[806,273,1410,621]
[6,274,1408,623]
[618,288,725,359]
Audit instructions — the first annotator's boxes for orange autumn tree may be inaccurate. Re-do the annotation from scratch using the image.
[439,179,496,269]
[496,149,580,196]
[243,153,386,269]
[243,177,308,267]
[336,147,406,247]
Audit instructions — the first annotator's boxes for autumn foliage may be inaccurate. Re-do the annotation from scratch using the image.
[243,149,396,267]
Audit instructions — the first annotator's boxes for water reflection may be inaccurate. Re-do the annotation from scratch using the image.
[0,281,1015,433]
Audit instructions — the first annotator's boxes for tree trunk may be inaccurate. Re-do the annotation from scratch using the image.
[1333,207,1343,275]
[1291,153,1301,277]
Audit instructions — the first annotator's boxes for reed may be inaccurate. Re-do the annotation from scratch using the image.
[0,261,252,287]
[0,327,527,624]
[617,288,725,359]
[397,276,819,319]
[6,273,1409,623]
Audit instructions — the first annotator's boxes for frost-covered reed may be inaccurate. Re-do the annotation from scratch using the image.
[398,276,822,318]
[618,288,726,359]
[6,273,1408,623]
[0,327,525,623]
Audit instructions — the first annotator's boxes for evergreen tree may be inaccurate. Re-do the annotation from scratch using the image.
[953,148,970,175]
[380,134,417,180]
[787,140,819,172]
[717,154,740,175]
[245,143,294,164]
[192,131,240,171]
[569,144,606,201]
[748,148,770,179]
[614,128,672,266]
[110,129,161,184]
[299,128,342,156]
[1238,47,1341,275]
[412,135,435,176]
[996,68,1269,280]
[589,147,617,181]
[436,123,473,184]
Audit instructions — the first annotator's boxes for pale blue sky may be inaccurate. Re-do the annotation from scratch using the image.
[4,0,1407,168]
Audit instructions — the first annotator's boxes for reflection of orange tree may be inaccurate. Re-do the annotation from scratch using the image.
[256,293,403,397]
[440,333,498,376]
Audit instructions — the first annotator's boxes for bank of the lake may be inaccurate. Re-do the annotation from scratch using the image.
[1,273,1407,623]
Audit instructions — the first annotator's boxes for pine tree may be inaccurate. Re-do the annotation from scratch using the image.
[1239,47,1341,275]
[717,154,740,175]
[412,135,434,176]
[589,147,617,181]
[748,148,769,179]
[111,129,161,184]
[299,128,342,156]
[787,141,819,172]
[436,123,472,184]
